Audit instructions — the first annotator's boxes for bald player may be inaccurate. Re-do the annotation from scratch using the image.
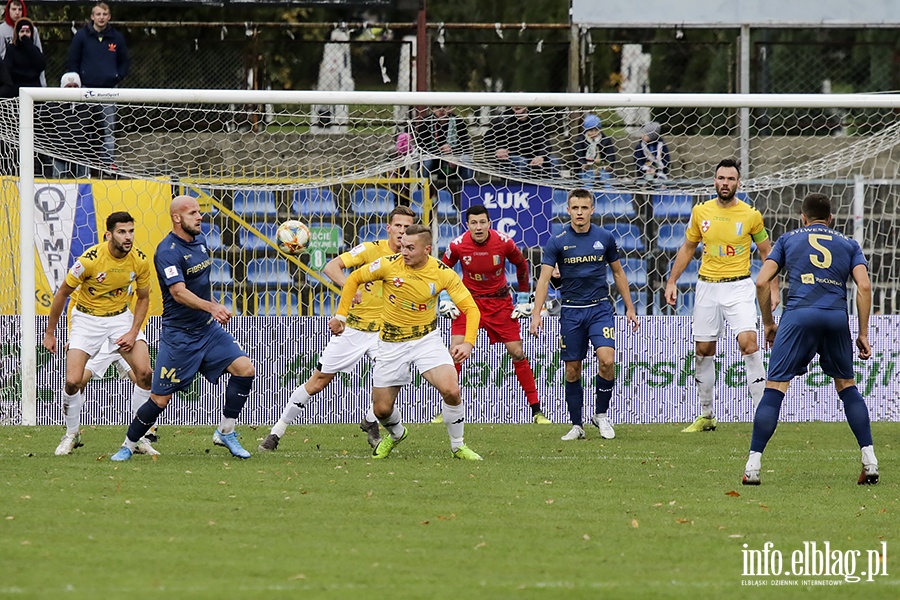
[110,195,256,461]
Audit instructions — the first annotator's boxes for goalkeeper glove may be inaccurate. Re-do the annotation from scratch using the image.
[437,291,460,319]
[510,291,534,319]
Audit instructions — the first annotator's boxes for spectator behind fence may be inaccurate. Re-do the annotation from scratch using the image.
[574,113,618,182]
[414,105,474,182]
[46,72,99,178]
[4,18,44,95]
[633,121,670,182]
[484,105,557,178]
[66,2,129,168]
[0,0,44,86]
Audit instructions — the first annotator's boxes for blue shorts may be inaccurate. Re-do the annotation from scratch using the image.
[559,303,615,362]
[766,308,854,382]
[151,324,248,395]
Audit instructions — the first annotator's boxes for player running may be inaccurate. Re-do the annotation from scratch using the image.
[258,206,416,452]
[435,204,549,424]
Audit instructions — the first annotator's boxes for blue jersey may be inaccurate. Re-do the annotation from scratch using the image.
[767,224,866,311]
[154,232,214,330]
[542,224,620,306]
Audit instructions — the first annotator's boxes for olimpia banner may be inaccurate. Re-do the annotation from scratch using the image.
[2,316,898,426]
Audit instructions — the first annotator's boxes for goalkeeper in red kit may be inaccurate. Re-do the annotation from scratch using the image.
[435,204,551,424]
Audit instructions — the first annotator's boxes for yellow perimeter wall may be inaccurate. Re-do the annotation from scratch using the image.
[0,177,173,315]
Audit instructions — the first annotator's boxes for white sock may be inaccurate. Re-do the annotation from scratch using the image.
[746,451,762,472]
[289,384,312,408]
[442,401,465,450]
[218,417,236,434]
[271,392,308,438]
[861,445,878,467]
[63,391,83,435]
[365,405,377,423]
[695,355,716,418]
[378,406,406,440]
[743,351,766,410]
[131,385,151,417]
[122,437,137,451]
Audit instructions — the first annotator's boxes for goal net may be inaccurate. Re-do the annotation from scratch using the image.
[4,89,900,425]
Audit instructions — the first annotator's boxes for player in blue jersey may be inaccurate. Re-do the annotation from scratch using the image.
[530,188,640,441]
[742,193,878,485]
[110,195,256,461]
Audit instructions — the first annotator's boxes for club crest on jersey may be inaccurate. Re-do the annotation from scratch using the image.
[129,272,136,281]
[429,283,436,296]
[96,272,107,283]
[701,220,711,233]
[392,277,404,287]
[593,241,604,250]
[735,222,744,236]
[493,255,501,265]
[462,256,472,265]
[200,244,207,254]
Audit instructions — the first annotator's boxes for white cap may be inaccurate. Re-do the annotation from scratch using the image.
[60,72,81,88]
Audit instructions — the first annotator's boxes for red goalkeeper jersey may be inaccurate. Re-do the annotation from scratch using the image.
[441,230,530,297]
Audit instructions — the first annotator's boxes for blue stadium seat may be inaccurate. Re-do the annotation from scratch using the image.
[246,258,294,286]
[615,291,647,316]
[213,289,238,315]
[594,191,636,218]
[438,223,463,252]
[352,188,395,215]
[183,186,219,215]
[201,223,225,251]
[292,188,337,216]
[356,223,384,244]
[603,223,644,252]
[653,194,694,219]
[607,258,647,288]
[551,221,568,237]
[551,189,570,217]
[657,222,688,252]
[668,259,699,288]
[233,190,278,218]
[411,188,454,217]
[675,290,695,316]
[255,291,300,316]
[312,292,338,316]
[209,259,233,286]
[239,222,279,251]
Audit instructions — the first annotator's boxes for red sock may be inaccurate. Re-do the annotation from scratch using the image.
[513,358,539,407]
[455,362,462,378]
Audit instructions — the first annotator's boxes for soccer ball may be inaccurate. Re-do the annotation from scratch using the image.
[275,220,311,255]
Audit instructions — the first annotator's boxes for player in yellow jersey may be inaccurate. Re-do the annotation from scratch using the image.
[258,206,416,452]
[330,224,484,460]
[42,212,156,455]
[665,159,779,432]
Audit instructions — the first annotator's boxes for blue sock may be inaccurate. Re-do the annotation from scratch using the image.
[127,400,165,443]
[596,376,614,414]
[749,388,784,453]
[839,386,873,448]
[224,375,254,419]
[565,380,583,426]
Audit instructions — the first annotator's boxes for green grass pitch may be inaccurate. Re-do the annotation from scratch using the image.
[1,422,897,599]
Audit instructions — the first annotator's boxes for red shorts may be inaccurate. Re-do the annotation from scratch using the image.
[451,296,521,344]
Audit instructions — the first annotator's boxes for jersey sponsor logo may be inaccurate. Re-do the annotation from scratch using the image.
[160,366,181,383]
[350,243,366,256]
[563,245,575,250]
[183,254,192,260]
[701,220,711,233]
[715,244,744,256]
[186,258,211,275]
[563,255,601,264]
[70,260,85,278]
[387,293,429,311]
[593,241,604,250]
[392,277,404,287]
[96,272,106,283]
[736,222,744,236]
[164,265,179,279]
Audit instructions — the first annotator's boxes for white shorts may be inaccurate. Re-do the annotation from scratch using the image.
[319,327,380,374]
[372,329,453,388]
[85,340,131,380]
[693,279,758,342]
[68,308,147,358]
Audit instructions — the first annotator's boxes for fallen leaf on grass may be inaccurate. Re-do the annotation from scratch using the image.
[631,519,639,528]
[474,541,487,550]
[545,499,555,505]
[675,518,692,524]
[759,504,769,511]
[289,574,306,580]
[725,490,741,497]
[583,534,590,541]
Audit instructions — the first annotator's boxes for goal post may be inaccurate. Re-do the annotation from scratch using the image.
[10,88,900,425]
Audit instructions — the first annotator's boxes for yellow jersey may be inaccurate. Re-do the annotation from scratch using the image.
[685,199,769,280]
[65,242,152,316]
[338,254,480,344]
[338,240,396,332]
